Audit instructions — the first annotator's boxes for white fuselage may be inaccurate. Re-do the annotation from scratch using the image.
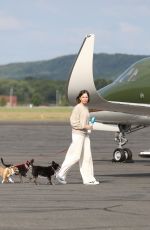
[90,110,150,125]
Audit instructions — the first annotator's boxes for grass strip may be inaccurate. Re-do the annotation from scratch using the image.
[0,106,72,122]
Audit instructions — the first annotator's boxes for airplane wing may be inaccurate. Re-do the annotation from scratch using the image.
[67,34,150,117]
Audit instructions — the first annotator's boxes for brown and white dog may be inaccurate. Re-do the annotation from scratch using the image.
[1,158,34,183]
[0,166,19,183]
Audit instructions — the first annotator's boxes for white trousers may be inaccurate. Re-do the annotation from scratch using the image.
[58,133,96,184]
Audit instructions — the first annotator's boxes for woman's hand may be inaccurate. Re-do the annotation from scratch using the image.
[84,124,93,130]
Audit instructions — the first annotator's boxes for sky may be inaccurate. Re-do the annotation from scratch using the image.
[0,0,150,65]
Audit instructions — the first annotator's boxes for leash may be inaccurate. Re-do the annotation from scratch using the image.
[53,148,67,155]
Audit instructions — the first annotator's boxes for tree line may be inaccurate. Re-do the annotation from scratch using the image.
[0,78,111,106]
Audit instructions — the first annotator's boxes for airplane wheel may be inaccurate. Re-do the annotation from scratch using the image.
[113,148,126,162]
[123,148,133,161]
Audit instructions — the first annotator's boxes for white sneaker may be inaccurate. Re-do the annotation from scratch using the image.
[56,175,67,184]
[84,180,99,185]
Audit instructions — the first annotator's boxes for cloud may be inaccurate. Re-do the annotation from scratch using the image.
[0,14,22,31]
[119,22,142,34]
[35,0,60,15]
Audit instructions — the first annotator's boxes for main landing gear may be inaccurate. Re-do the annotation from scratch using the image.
[112,125,134,163]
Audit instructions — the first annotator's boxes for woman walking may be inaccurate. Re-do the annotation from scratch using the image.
[56,90,99,185]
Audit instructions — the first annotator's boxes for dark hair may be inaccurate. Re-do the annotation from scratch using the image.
[76,90,90,104]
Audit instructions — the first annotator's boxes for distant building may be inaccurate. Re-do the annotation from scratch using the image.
[0,95,17,106]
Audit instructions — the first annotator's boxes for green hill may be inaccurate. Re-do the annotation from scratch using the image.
[0,53,148,81]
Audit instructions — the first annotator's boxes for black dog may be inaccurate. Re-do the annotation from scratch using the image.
[30,160,60,185]
[1,157,34,183]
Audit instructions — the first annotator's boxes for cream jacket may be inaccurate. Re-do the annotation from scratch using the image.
[70,103,89,135]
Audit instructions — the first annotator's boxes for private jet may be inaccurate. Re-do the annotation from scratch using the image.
[67,34,150,162]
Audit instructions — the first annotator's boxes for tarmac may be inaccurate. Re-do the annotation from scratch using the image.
[0,122,150,230]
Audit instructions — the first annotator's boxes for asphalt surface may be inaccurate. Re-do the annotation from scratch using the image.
[0,122,150,230]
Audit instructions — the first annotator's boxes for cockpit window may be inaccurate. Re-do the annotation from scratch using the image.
[116,67,138,82]
[114,57,150,83]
